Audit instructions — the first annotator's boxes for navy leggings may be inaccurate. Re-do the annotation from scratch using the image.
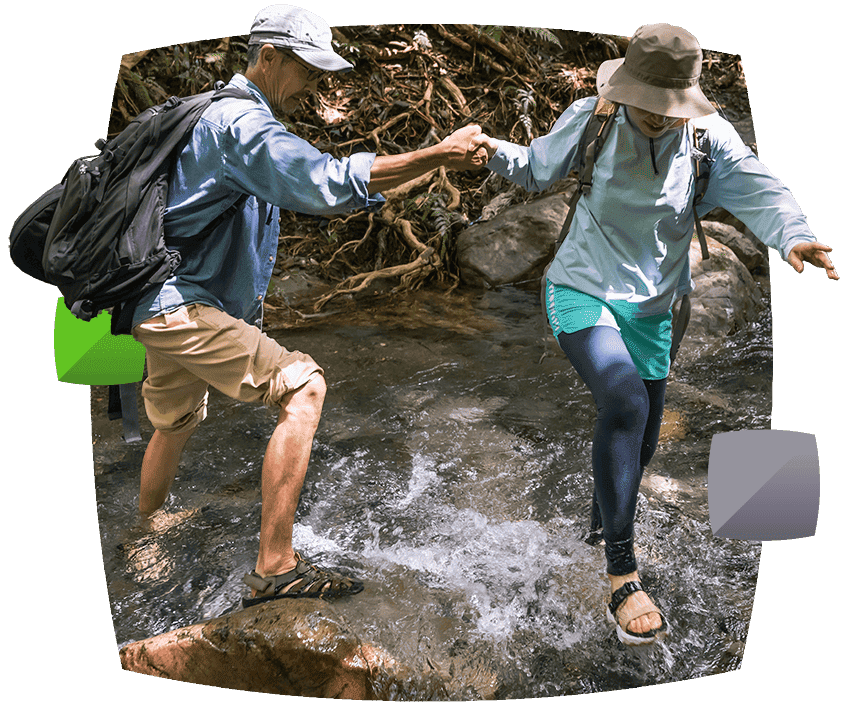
[557,326,667,576]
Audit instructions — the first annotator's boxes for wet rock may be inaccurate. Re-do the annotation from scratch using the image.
[679,235,764,362]
[700,220,769,275]
[119,598,499,700]
[456,192,571,287]
[119,599,394,699]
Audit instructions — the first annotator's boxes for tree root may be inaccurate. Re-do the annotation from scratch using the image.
[322,213,377,270]
[313,218,440,311]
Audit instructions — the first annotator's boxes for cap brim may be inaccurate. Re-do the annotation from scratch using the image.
[596,57,715,118]
[292,48,353,73]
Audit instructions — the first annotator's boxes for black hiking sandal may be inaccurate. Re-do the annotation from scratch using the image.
[242,553,364,608]
[605,580,669,646]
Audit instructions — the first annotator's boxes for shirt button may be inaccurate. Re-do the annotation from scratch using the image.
[256,294,263,301]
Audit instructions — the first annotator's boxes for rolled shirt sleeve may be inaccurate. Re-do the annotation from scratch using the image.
[222,107,383,215]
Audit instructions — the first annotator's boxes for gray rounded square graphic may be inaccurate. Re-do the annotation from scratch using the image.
[708,430,819,540]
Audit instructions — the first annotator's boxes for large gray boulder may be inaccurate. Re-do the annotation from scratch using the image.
[700,219,769,275]
[456,192,570,287]
[676,235,765,363]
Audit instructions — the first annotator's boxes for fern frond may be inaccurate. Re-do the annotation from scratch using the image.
[518,27,562,48]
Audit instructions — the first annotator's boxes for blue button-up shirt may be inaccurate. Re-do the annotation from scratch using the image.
[133,73,382,328]
[488,97,816,315]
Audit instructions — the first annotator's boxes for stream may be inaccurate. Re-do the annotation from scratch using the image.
[91,283,769,699]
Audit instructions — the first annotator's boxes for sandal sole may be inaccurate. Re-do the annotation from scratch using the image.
[242,581,364,608]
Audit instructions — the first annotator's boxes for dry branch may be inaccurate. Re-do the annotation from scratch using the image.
[438,76,470,116]
[455,24,521,66]
[431,24,507,74]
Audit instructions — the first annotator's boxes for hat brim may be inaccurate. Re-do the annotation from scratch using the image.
[596,57,715,119]
[291,47,353,73]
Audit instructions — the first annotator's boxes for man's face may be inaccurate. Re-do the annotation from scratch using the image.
[626,106,687,138]
[264,49,322,114]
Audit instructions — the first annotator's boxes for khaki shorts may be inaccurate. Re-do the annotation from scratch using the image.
[132,304,323,434]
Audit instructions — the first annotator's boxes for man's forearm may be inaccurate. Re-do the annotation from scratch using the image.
[366,146,451,195]
[365,124,483,194]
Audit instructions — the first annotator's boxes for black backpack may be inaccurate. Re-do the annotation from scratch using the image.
[542,96,714,366]
[9,81,257,336]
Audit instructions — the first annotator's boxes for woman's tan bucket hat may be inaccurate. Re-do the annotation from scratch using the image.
[596,24,716,118]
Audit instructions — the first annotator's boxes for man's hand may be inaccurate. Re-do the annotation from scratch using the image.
[788,241,839,280]
[437,124,490,169]
[443,126,500,169]
[367,124,491,193]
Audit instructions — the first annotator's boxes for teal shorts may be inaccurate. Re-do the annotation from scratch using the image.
[545,281,673,380]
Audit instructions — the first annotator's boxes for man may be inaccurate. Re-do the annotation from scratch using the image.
[130,4,485,608]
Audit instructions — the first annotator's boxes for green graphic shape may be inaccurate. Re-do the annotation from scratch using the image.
[54,298,145,385]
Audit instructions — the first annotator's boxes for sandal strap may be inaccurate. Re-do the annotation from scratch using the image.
[243,558,311,595]
[609,580,644,614]
[243,553,361,599]
[609,580,666,635]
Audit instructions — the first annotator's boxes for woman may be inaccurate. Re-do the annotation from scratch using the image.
[472,24,837,645]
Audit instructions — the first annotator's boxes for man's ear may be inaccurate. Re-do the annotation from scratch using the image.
[258,43,281,68]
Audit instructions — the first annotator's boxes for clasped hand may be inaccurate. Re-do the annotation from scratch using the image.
[438,124,499,169]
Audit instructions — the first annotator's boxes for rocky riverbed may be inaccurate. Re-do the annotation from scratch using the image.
[94,208,770,699]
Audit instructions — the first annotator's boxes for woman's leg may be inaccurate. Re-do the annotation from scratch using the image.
[590,377,666,532]
[558,326,653,569]
[558,326,667,636]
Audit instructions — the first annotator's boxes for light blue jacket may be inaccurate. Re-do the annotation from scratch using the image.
[487,97,815,315]
[133,73,382,328]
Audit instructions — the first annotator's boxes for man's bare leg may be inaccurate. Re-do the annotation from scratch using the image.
[254,373,327,579]
[139,428,195,515]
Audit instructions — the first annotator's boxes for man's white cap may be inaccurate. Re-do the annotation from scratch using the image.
[249,4,353,72]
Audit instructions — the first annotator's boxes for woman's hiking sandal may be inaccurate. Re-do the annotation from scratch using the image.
[242,553,364,608]
[605,580,668,646]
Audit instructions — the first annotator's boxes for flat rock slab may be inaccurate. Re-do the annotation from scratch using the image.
[120,598,396,699]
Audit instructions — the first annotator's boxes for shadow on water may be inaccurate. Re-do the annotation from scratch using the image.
[92,284,767,699]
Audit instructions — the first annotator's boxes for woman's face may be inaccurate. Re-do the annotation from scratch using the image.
[626,106,687,138]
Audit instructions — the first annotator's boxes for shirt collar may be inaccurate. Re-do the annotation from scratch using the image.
[229,73,274,114]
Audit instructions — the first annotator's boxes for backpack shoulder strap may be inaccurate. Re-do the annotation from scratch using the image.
[669,126,714,364]
[211,83,258,103]
[578,96,618,194]
[691,124,712,260]
[554,96,619,251]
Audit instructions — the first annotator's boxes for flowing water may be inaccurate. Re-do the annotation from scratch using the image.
[91,284,769,699]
